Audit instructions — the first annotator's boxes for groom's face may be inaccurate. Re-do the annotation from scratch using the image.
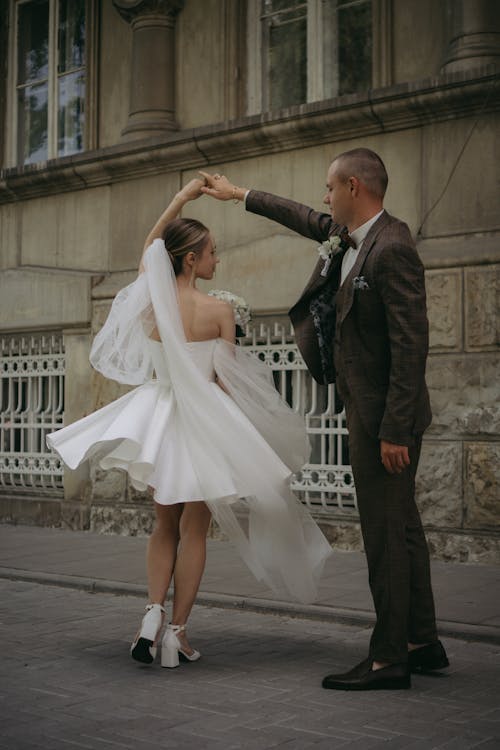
[323,162,352,226]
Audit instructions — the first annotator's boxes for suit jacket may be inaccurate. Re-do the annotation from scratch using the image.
[246,190,432,446]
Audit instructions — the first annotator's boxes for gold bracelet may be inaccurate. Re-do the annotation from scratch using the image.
[232,186,240,204]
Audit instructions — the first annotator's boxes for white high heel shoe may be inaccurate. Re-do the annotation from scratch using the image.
[130,603,165,664]
[161,624,201,668]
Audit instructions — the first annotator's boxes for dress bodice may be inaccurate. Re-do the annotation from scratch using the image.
[149,339,217,383]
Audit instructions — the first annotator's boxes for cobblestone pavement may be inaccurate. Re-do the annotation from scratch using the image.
[1,579,499,750]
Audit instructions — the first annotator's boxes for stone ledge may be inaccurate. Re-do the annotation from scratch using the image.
[418,233,500,268]
[0,496,90,530]
[1,66,499,205]
[0,496,498,563]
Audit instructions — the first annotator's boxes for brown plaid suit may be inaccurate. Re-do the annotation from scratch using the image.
[246,190,438,663]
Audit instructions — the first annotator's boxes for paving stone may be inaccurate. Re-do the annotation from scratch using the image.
[1,579,500,750]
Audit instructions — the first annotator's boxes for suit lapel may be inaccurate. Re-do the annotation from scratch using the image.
[340,211,391,324]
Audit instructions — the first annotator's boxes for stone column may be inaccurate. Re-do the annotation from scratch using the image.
[441,0,500,74]
[113,0,184,139]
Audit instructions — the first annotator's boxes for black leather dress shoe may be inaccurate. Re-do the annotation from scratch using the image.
[322,659,410,691]
[408,641,449,673]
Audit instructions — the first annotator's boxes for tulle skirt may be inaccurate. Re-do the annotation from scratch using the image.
[48,377,288,504]
[47,371,332,604]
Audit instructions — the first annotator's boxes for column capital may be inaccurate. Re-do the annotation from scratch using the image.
[113,0,184,25]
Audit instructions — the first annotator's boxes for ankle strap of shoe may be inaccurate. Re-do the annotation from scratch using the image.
[169,623,186,633]
[146,603,166,614]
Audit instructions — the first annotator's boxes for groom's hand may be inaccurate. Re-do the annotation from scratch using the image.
[380,440,410,474]
[199,171,247,202]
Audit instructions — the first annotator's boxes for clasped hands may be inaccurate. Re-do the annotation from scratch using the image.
[177,172,243,204]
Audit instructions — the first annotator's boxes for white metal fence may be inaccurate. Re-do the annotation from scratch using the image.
[0,332,65,494]
[242,318,356,513]
[0,322,355,513]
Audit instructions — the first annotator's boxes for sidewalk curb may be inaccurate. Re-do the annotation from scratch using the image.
[2,565,500,645]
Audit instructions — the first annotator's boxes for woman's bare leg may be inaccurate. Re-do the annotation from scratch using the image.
[146,501,183,604]
[131,502,182,663]
[171,501,211,652]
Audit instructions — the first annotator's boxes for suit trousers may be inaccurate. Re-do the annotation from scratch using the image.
[342,392,438,663]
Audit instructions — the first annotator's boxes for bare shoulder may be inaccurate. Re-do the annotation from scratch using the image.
[198,292,234,318]
[211,297,234,321]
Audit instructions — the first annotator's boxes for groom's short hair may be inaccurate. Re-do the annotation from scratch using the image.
[333,148,388,199]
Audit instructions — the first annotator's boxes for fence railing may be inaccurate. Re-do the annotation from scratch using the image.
[0,322,356,513]
[0,332,65,494]
[242,319,356,513]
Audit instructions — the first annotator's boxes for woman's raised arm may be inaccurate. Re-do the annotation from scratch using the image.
[139,177,206,273]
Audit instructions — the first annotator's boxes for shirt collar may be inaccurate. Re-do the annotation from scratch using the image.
[350,209,384,249]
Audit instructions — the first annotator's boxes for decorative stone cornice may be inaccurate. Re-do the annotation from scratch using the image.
[1,66,499,205]
[113,0,184,24]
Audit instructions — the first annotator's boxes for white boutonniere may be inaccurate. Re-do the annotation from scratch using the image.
[318,235,342,277]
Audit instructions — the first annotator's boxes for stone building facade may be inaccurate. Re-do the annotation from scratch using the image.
[0,0,499,562]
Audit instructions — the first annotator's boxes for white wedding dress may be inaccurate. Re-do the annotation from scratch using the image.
[47,240,332,603]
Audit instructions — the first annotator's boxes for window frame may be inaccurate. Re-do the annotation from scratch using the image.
[5,0,98,168]
[246,0,391,116]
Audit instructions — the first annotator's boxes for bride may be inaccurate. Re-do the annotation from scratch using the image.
[47,177,332,668]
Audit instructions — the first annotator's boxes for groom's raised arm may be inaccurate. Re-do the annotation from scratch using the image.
[199,172,338,243]
[245,190,337,243]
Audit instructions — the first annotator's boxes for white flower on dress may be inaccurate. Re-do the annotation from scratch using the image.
[208,289,252,328]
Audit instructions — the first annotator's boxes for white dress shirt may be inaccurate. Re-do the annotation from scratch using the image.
[340,210,384,285]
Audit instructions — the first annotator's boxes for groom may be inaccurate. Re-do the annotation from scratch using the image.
[201,148,449,690]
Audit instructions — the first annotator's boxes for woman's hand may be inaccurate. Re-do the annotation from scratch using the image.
[199,171,247,202]
[140,177,206,272]
[178,177,207,202]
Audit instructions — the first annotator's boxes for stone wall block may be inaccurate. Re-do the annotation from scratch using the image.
[20,188,110,271]
[0,270,91,330]
[416,441,463,527]
[319,521,363,551]
[426,355,500,437]
[426,269,462,351]
[426,530,500,564]
[0,203,19,269]
[90,370,131,412]
[422,114,499,236]
[0,497,61,528]
[465,265,500,350]
[127,484,152,506]
[91,300,132,409]
[90,460,127,503]
[90,504,154,536]
[61,502,91,531]
[62,331,93,501]
[464,442,500,529]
